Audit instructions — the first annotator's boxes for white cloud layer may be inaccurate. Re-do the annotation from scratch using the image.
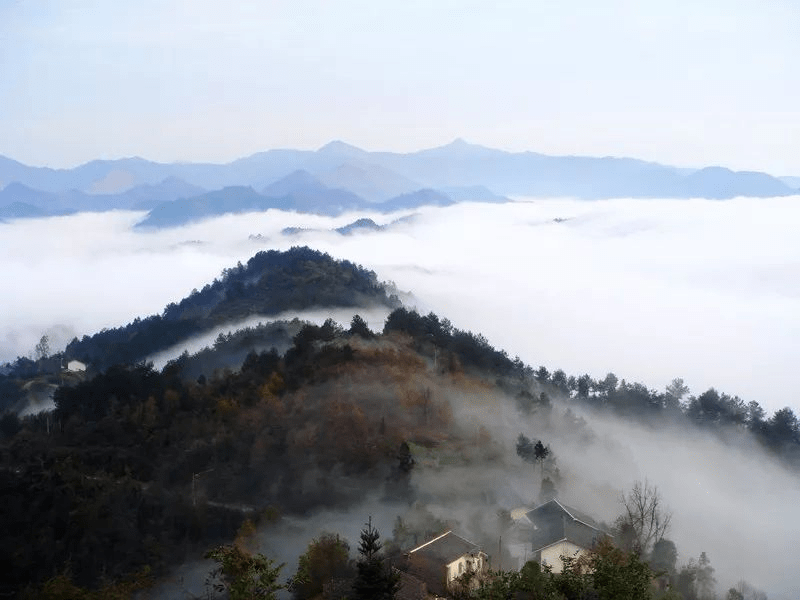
[2,197,800,416]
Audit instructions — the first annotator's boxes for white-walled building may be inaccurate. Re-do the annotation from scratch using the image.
[405,531,488,596]
[525,499,611,573]
[66,360,86,372]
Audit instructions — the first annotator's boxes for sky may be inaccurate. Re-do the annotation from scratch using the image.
[1,0,800,174]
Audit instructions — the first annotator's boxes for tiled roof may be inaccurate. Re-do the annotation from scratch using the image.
[526,499,610,552]
[408,531,481,564]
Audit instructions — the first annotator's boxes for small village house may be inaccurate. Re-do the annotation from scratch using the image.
[523,499,611,573]
[66,359,86,372]
[404,531,488,596]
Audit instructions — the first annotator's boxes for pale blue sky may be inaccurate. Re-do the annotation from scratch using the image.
[1,0,798,173]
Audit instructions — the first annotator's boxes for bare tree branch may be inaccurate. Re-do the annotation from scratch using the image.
[618,479,672,555]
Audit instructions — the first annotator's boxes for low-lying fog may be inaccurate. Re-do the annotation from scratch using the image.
[2,197,798,415]
[412,385,800,598]
[145,307,393,370]
[153,378,800,599]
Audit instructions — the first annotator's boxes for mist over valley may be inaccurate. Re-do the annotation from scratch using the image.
[2,190,800,599]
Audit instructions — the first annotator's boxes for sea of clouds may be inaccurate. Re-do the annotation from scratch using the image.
[2,196,798,414]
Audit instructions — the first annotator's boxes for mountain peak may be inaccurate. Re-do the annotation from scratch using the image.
[429,138,495,154]
[317,140,365,155]
[1,181,35,193]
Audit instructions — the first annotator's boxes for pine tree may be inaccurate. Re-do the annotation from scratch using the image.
[352,517,400,600]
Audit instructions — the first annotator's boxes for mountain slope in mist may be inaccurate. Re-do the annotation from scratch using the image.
[135,182,473,228]
[52,246,400,373]
[316,160,423,202]
[1,306,530,595]
[2,297,795,599]
[0,177,206,217]
[262,169,367,214]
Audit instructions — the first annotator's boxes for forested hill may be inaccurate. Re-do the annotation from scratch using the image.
[1,309,527,597]
[62,246,400,371]
[0,305,789,598]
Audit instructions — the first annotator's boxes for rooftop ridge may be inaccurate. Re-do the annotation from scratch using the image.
[528,498,608,534]
[408,530,452,554]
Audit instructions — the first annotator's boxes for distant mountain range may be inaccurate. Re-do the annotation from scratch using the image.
[1,140,797,226]
[0,177,205,221]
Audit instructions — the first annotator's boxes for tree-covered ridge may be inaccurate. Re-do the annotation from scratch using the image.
[382,308,800,468]
[61,246,400,371]
[531,367,800,466]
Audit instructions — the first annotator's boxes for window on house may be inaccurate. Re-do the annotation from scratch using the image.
[459,562,463,574]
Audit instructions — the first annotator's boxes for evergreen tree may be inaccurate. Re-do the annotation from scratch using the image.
[352,517,400,600]
[349,314,373,338]
[533,440,551,476]
[397,441,415,473]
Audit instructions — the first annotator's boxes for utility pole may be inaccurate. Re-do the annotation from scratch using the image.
[498,535,502,572]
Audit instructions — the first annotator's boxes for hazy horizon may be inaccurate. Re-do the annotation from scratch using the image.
[1,137,799,183]
[2,1,799,174]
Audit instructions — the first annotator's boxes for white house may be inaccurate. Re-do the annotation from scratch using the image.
[66,360,87,372]
[405,530,488,596]
[525,499,611,573]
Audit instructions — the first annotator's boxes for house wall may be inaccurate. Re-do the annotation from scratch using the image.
[539,541,586,573]
[406,550,487,595]
[445,553,485,588]
[406,553,448,596]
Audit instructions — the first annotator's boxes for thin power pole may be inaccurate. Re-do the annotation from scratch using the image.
[498,535,502,571]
